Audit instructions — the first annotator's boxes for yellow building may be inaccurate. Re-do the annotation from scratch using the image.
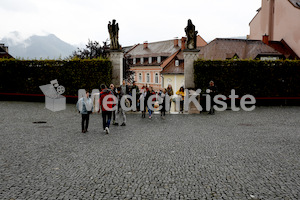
[160,49,185,92]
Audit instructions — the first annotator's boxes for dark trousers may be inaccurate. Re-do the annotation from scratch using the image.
[161,101,166,116]
[161,109,165,116]
[209,95,215,113]
[102,111,112,130]
[142,100,147,118]
[81,114,90,131]
[180,100,184,112]
[112,110,116,121]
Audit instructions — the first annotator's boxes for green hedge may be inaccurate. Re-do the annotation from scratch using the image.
[0,59,112,96]
[194,60,300,97]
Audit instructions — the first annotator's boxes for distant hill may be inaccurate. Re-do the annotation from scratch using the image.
[0,32,77,59]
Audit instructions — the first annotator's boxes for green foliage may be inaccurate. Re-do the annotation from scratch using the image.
[70,40,109,59]
[194,60,300,97]
[0,58,112,96]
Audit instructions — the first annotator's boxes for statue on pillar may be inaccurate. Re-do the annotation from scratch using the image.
[184,19,198,50]
[108,19,120,50]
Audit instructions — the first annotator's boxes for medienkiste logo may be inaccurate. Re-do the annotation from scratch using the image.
[39,79,66,112]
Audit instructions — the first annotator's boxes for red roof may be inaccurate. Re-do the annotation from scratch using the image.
[161,50,184,74]
[267,39,299,59]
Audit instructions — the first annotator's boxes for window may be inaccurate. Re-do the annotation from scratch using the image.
[144,57,148,64]
[260,56,279,61]
[155,73,159,84]
[146,73,150,83]
[157,56,161,63]
[152,57,157,63]
[138,73,142,83]
[161,56,167,62]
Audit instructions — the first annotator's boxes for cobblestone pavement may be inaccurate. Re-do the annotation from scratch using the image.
[0,101,300,200]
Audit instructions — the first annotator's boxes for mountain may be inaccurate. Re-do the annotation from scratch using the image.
[0,32,77,59]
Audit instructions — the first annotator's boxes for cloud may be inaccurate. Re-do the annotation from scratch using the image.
[0,0,262,46]
[0,0,38,13]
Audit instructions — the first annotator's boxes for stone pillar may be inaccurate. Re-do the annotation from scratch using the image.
[109,50,123,86]
[183,49,200,89]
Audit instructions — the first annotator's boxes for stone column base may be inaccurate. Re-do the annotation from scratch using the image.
[183,49,200,90]
[109,50,123,86]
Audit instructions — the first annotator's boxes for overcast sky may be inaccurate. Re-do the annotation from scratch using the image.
[0,0,262,46]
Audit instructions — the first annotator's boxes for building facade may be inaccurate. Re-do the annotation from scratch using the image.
[249,0,300,58]
[125,36,207,91]
[160,50,184,93]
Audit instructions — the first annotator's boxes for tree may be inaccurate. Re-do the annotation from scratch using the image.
[70,39,134,83]
[123,54,135,83]
[70,39,109,59]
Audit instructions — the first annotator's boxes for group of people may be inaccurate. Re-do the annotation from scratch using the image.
[76,80,218,134]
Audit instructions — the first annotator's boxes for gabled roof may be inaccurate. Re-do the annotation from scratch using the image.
[196,35,207,48]
[198,38,283,60]
[0,44,14,59]
[161,50,184,74]
[289,0,300,9]
[126,39,182,58]
[267,39,299,59]
[161,50,180,69]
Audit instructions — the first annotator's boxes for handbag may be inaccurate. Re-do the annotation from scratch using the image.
[154,101,159,109]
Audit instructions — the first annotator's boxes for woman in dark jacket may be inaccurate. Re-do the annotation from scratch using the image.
[160,88,167,118]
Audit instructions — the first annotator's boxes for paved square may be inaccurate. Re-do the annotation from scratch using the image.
[0,101,299,199]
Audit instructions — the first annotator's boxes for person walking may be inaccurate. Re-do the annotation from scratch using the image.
[110,84,117,125]
[114,87,127,126]
[99,84,114,134]
[76,91,93,133]
[166,84,174,112]
[207,80,218,115]
[176,86,185,113]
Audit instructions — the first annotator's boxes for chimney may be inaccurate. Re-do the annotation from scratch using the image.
[0,43,8,53]
[181,37,186,50]
[262,34,269,45]
[143,41,148,49]
[174,38,178,47]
